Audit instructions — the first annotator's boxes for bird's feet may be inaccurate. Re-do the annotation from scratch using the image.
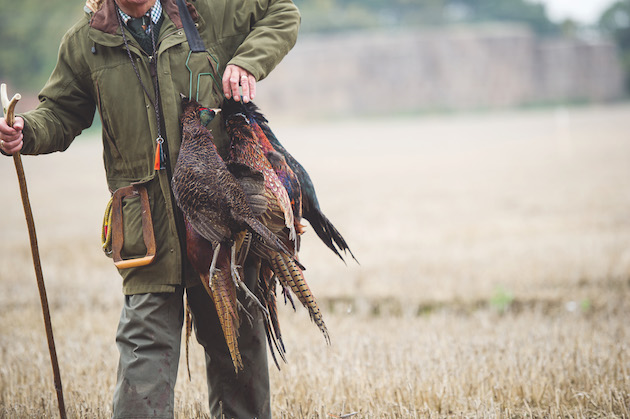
[230,244,269,317]
[208,243,222,281]
[237,300,255,327]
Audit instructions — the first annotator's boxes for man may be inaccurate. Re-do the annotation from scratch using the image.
[0,0,300,417]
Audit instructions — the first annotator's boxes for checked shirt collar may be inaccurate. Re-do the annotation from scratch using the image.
[117,1,163,32]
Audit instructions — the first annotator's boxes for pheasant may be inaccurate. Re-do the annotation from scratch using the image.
[247,114,305,236]
[242,102,357,264]
[223,100,297,245]
[173,95,292,278]
[172,96,291,371]
[266,150,302,224]
[222,99,330,358]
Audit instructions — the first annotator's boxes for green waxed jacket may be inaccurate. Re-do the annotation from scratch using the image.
[19,0,300,294]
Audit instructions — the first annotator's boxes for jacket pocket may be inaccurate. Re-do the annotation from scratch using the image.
[119,189,148,259]
[107,175,157,269]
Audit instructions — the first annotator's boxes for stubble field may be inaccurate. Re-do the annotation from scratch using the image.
[1,104,629,418]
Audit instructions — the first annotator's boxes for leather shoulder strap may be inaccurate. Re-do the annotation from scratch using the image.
[176,0,206,52]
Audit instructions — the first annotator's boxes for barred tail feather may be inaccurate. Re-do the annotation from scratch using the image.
[184,296,193,380]
[270,252,330,344]
[209,251,243,372]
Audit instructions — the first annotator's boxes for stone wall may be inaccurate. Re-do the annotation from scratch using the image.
[255,25,625,117]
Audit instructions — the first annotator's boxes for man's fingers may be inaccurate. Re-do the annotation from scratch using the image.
[222,67,234,99]
[222,65,256,102]
[0,116,24,154]
[242,74,256,103]
[230,71,242,101]
[248,75,256,101]
[0,137,23,155]
[0,116,23,140]
[6,139,23,154]
[240,75,250,103]
[12,117,24,131]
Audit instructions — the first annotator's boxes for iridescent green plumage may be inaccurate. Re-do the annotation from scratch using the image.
[199,107,215,127]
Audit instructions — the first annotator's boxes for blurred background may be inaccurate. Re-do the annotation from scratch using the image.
[261,0,630,116]
[1,1,630,416]
[0,0,629,115]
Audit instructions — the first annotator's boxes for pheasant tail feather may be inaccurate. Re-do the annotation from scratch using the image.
[184,295,193,381]
[258,267,287,369]
[270,252,330,343]
[210,251,243,372]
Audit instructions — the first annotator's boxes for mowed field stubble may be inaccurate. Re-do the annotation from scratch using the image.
[1,104,629,418]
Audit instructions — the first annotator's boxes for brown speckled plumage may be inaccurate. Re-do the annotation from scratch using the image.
[222,99,330,365]
[244,101,357,263]
[172,97,290,371]
[223,102,296,244]
[172,97,290,256]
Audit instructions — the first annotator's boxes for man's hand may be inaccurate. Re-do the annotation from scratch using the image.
[222,65,256,103]
[0,116,24,155]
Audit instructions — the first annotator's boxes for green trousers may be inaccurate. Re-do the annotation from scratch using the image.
[112,261,271,419]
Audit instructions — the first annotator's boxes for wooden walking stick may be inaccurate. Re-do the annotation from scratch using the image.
[1,83,67,419]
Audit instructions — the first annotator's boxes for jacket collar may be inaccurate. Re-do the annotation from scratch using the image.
[88,0,198,34]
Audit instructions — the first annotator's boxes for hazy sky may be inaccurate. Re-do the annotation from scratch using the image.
[534,0,619,23]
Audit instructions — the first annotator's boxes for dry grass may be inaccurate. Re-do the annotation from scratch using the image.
[1,104,629,418]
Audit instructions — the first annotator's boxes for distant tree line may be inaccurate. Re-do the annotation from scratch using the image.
[293,0,559,34]
[599,0,630,92]
[0,0,83,94]
[0,0,628,95]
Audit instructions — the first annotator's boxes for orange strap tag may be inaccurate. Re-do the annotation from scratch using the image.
[154,142,162,171]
